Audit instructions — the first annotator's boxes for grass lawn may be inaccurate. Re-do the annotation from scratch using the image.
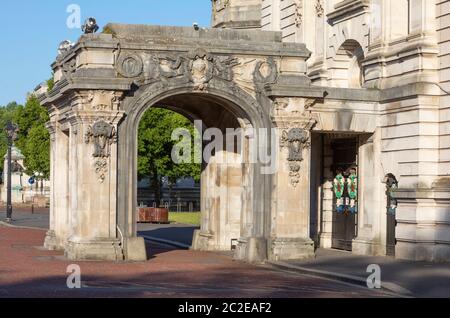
[169,212,201,226]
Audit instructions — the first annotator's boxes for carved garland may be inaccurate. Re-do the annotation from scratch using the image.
[294,0,303,27]
[85,120,117,183]
[315,0,324,17]
[115,51,278,95]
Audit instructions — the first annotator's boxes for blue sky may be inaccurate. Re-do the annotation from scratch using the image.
[0,1,211,106]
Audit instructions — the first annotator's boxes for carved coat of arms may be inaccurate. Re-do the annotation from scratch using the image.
[188,50,214,91]
[85,120,117,158]
[281,128,310,187]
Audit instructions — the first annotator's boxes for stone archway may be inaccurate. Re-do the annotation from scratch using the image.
[117,84,272,263]
[328,39,365,88]
[41,24,317,263]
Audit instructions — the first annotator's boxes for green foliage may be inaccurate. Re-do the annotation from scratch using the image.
[0,102,21,172]
[22,125,50,179]
[102,26,117,36]
[138,108,201,204]
[0,96,50,179]
[46,77,55,92]
[15,96,50,179]
[1,97,200,194]
[169,212,201,226]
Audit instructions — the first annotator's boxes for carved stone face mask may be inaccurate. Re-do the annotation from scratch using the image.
[287,128,308,162]
[88,121,115,158]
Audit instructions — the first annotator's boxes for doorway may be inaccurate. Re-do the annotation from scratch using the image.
[330,137,358,251]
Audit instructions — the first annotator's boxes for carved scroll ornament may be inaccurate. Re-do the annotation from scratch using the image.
[85,120,117,183]
[281,128,310,187]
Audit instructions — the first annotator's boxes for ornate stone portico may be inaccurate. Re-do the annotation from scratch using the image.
[40,0,450,263]
[41,24,320,262]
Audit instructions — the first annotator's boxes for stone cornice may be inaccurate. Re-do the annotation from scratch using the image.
[42,77,132,105]
[265,82,441,103]
[327,0,370,25]
[394,188,450,201]
[102,24,311,58]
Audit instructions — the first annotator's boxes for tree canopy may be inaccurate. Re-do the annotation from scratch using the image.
[1,97,200,200]
[0,102,21,172]
[14,96,51,179]
[138,108,201,204]
[0,96,50,179]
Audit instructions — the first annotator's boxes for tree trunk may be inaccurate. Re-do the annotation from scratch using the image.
[151,168,162,207]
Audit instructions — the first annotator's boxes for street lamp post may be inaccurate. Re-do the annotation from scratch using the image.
[5,122,18,222]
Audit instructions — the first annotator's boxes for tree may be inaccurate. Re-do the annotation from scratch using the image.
[138,108,201,205]
[13,96,50,179]
[0,102,21,173]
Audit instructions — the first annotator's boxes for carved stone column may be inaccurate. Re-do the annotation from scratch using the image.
[269,97,317,261]
[44,121,60,250]
[63,91,128,261]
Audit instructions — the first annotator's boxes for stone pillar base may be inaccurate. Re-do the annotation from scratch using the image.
[352,238,386,257]
[394,182,450,263]
[44,230,63,251]
[268,238,315,261]
[124,237,147,261]
[191,230,214,251]
[319,233,332,249]
[396,242,450,262]
[65,237,123,261]
[234,237,268,263]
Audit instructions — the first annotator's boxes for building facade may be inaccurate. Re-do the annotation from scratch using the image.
[1,146,50,204]
[213,0,450,262]
[40,0,449,263]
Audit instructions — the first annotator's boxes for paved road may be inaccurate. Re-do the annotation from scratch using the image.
[0,209,198,246]
[3,209,449,297]
[0,226,396,298]
[0,209,49,229]
[138,223,198,247]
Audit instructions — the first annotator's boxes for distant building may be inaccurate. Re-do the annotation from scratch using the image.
[1,146,50,205]
[26,82,48,100]
[137,177,200,211]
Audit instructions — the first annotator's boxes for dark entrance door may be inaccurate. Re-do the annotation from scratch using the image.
[385,173,398,256]
[386,212,396,256]
[331,138,358,251]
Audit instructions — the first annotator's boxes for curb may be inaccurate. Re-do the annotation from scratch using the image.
[268,261,414,298]
[141,235,191,250]
[0,221,47,231]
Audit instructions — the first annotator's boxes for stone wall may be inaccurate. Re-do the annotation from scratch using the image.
[260,0,450,262]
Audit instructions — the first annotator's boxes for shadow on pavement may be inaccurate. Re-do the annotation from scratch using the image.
[138,225,199,247]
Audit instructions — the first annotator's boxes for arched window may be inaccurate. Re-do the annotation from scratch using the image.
[329,40,365,88]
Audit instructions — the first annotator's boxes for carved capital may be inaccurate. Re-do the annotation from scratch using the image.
[271,97,319,119]
[86,90,124,111]
[45,122,58,142]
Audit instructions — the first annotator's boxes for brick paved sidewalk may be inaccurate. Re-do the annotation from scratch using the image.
[0,226,395,298]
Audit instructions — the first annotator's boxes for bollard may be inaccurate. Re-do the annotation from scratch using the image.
[31,204,34,215]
